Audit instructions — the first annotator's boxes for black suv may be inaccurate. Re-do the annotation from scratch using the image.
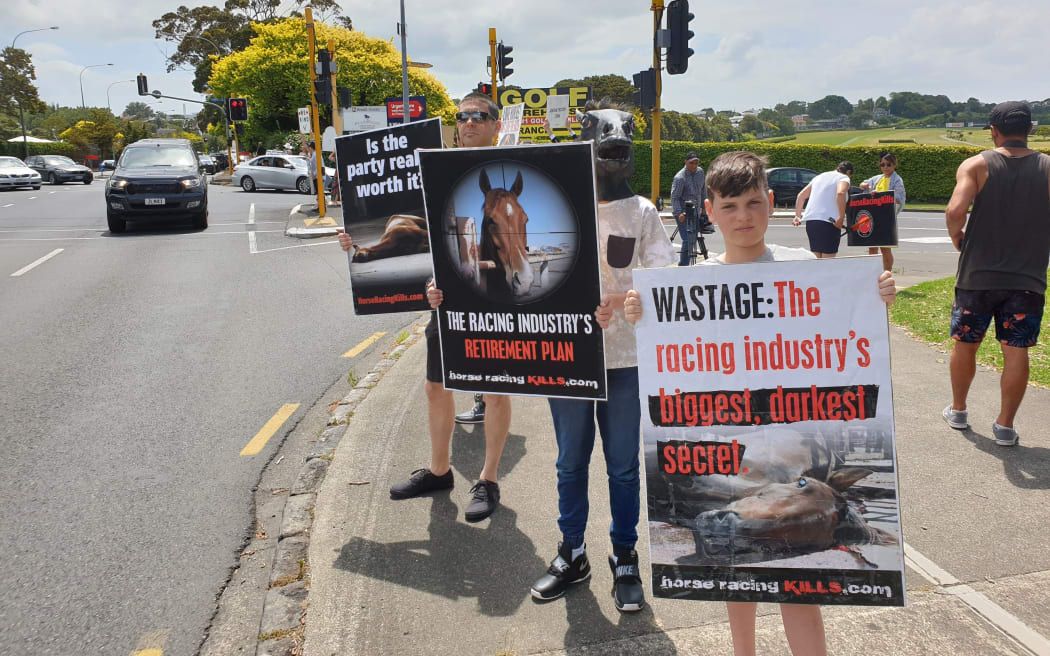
[767,167,818,207]
[25,154,93,185]
[105,139,207,233]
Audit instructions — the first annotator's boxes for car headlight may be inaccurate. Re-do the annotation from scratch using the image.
[109,177,128,189]
[181,178,201,189]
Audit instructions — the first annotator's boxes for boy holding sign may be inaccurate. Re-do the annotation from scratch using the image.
[624,151,896,656]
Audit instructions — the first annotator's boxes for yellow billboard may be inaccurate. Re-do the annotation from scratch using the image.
[496,87,591,142]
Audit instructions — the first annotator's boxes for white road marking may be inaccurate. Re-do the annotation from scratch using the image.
[10,248,64,277]
[27,196,37,200]
[248,203,257,254]
[2,204,13,208]
[904,542,1050,655]
[0,230,285,243]
[252,239,340,254]
[900,236,953,244]
[48,191,56,195]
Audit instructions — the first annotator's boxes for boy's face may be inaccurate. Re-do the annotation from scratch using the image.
[704,185,773,251]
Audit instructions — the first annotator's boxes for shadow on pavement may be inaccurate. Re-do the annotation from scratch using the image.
[958,427,1050,489]
[333,494,544,617]
[449,424,528,481]
[560,581,678,654]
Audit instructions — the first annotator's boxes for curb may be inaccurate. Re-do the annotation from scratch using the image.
[253,314,430,655]
[285,203,341,239]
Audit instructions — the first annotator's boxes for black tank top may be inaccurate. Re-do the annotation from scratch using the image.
[956,150,1050,293]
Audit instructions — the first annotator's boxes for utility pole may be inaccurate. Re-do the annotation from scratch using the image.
[305,5,326,216]
[488,29,498,105]
[399,0,410,126]
[651,0,664,207]
[328,39,341,136]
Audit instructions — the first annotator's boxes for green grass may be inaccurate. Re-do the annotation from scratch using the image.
[789,128,996,148]
[904,202,947,211]
[889,273,1050,387]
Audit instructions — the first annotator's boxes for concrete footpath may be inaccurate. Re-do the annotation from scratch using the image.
[297,320,1050,656]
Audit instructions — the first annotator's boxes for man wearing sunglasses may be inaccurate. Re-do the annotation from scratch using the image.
[340,92,512,523]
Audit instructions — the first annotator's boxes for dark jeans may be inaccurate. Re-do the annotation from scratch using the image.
[547,367,641,550]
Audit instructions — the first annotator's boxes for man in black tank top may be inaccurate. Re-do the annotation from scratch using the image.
[943,101,1050,446]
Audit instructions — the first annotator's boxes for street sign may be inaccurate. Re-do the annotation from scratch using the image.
[342,106,387,133]
[298,107,312,135]
[385,96,427,125]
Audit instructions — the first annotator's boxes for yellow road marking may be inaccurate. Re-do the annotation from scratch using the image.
[241,403,301,456]
[304,217,337,227]
[130,629,168,656]
[132,651,163,656]
[342,331,387,358]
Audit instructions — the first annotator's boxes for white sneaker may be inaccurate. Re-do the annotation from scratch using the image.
[942,405,968,430]
[992,423,1019,446]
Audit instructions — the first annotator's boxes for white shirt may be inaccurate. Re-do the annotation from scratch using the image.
[598,196,676,368]
[801,170,849,223]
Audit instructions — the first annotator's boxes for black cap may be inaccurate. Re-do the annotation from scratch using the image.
[685,151,699,161]
[985,101,1032,134]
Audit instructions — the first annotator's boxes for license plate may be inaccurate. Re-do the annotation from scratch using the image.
[145,198,165,206]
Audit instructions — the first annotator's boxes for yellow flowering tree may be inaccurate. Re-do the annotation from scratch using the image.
[208,18,455,140]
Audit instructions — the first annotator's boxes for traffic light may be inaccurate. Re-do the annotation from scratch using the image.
[633,68,656,110]
[666,0,694,75]
[228,98,248,122]
[477,82,492,96]
[136,74,148,96]
[314,76,332,105]
[497,42,514,81]
[337,87,352,108]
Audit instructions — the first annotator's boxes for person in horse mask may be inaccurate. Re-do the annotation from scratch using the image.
[530,99,675,612]
[338,92,513,523]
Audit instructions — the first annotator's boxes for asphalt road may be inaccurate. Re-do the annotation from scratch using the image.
[0,179,417,655]
[665,209,962,286]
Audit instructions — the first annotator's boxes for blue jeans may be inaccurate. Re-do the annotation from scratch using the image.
[547,367,641,551]
[678,218,697,266]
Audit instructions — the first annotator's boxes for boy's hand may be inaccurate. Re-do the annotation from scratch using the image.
[336,228,353,252]
[878,270,897,306]
[624,289,642,325]
[426,280,444,309]
[595,296,613,329]
[792,216,801,226]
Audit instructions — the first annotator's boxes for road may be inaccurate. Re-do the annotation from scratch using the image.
[665,209,962,286]
[0,180,417,655]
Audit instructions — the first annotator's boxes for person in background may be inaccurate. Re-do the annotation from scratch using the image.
[859,152,905,272]
[793,161,853,258]
[256,141,266,157]
[670,151,714,266]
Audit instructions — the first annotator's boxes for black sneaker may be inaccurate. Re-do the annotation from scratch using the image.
[531,543,591,601]
[464,479,500,522]
[455,396,486,424]
[609,549,644,612]
[389,468,454,499]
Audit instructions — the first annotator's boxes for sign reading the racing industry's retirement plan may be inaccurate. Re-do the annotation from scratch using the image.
[337,118,443,315]
[418,142,606,400]
[634,257,906,607]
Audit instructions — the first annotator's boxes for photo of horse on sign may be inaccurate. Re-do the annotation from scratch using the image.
[441,161,579,304]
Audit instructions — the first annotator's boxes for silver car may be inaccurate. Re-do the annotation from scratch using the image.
[0,156,43,190]
[233,154,313,193]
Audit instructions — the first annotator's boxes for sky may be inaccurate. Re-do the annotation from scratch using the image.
[4,0,1050,120]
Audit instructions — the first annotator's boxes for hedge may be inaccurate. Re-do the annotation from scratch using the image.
[0,141,77,158]
[630,140,1050,203]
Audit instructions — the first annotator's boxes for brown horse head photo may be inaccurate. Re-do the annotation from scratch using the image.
[479,169,533,298]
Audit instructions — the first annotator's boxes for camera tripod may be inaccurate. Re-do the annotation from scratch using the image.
[670,209,710,265]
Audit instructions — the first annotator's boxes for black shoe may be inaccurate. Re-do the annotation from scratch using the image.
[531,543,591,601]
[609,549,644,612]
[389,468,454,499]
[700,222,716,234]
[464,479,500,522]
[455,396,486,424]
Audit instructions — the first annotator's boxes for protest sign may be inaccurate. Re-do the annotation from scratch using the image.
[418,142,606,399]
[546,94,570,129]
[634,257,905,606]
[846,190,898,247]
[495,86,590,141]
[498,103,524,146]
[336,118,443,314]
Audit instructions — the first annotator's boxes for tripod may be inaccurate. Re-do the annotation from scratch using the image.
[670,206,709,265]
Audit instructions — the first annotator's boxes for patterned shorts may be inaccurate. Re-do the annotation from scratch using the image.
[950,289,1044,348]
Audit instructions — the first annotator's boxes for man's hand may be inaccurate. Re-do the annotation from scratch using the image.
[950,229,966,251]
[426,279,443,309]
[878,270,897,306]
[677,212,686,224]
[595,296,613,329]
[336,228,353,252]
[623,290,642,325]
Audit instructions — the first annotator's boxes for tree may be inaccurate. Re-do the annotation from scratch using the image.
[848,109,873,129]
[152,0,347,93]
[207,18,455,140]
[808,94,852,119]
[875,96,888,110]
[1,47,46,117]
[553,74,636,106]
[122,102,155,121]
[775,100,807,116]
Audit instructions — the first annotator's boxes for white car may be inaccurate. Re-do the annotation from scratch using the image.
[0,156,43,190]
[233,154,335,194]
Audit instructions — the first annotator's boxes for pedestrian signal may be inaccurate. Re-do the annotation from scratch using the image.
[228,98,248,122]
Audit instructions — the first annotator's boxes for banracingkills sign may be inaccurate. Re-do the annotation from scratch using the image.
[634,257,906,607]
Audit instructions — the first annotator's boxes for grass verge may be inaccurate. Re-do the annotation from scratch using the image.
[889,273,1050,387]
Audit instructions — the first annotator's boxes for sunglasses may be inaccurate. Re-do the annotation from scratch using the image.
[456,111,496,123]
[879,162,894,168]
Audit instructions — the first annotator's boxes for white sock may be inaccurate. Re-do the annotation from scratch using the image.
[571,543,586,561]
